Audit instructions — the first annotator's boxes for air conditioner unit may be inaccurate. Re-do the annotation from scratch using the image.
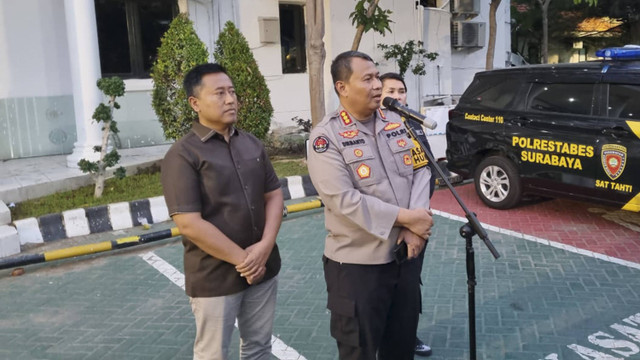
[451,0,479,15]
[451,21,486,48]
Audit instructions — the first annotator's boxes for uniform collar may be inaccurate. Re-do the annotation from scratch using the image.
[192,121,238,142]
[336,106,384,135]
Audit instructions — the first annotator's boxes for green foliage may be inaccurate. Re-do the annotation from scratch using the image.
[349,0,393,36]
[10,171,164,221]
[11,159,305,221]
[77,159,99,173]
[377,41,438,77]
[264,134,308,157]
[97,77,125,98]
[78,76,127,193]
[92,103,112,123]
[214,21,273,140]
[292,116,312,133]
[151,13,209,141]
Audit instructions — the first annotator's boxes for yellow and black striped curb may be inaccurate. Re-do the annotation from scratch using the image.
[5,176,319,256]
[0,198,325,271]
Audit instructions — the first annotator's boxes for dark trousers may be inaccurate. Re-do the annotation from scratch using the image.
[323,254,423,360]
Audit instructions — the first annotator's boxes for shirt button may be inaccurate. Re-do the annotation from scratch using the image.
[379,231,385,236]
[244,185,249,190]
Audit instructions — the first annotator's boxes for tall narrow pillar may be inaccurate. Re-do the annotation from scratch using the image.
[64,0,103,168]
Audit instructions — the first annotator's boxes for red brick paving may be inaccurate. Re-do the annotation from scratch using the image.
[430,183,640,263]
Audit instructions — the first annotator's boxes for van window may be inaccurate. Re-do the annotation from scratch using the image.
[459,76,521,110]
[608,84,640,120]
[527,83,594,115]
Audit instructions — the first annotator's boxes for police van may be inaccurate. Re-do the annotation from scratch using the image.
[446,46,640,211]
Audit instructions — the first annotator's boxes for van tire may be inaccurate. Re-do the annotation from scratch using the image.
[474,156,522,209]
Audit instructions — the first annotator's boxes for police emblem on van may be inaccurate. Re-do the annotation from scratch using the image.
[601,144,627,181]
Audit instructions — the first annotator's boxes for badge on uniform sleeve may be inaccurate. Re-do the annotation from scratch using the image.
[356,164,371,179]
[313,136,329,153]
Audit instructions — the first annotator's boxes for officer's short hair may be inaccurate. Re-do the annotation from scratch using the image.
[183,63,230,98]
[380,72,407,93]
[331,51,375,95]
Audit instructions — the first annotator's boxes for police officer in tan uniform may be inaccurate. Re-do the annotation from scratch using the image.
[307,51,434,360]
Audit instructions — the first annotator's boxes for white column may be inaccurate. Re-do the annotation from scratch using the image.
[64,0,103,168]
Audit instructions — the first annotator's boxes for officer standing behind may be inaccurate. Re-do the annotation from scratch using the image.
[380,72,435,357]
[161,63,283,360]
[307,51,434,360]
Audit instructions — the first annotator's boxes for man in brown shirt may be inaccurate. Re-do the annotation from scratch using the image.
[161,63,283,360]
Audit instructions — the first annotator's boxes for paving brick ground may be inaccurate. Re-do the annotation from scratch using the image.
[1,202,640,359]
[431,183,640,263]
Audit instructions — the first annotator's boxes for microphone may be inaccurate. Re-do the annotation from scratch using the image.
[382,97,438,130]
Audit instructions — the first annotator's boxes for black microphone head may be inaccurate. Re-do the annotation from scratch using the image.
[382,97,398,109]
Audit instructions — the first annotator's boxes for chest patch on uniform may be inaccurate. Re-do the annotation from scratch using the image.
[410,138,429,170]
[356,164,371,179]
[340,111,353,126]
[342,139,366,147]
[339,130,359,139]
[397,139,407,148]
[384,122,401,131]
[313,136,329,153]
[354,149,364,157]
[403,154,412,166]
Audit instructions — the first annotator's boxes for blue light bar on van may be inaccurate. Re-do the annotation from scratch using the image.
[596,45,640,59]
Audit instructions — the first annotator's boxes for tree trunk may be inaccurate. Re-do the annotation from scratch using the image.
[94,170,105,198]
[351,0,380,51]
[306,0,326,127]
[485,0,501,70]
[538,0,550,63]
[178,0,188,14]
[94,96,114,198]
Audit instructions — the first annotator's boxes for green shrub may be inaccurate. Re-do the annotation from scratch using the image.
[214,21,273,140]
[78,77,126,198]
[151,13,208,141]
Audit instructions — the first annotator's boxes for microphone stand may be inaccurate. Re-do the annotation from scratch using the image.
[402,116,501,360]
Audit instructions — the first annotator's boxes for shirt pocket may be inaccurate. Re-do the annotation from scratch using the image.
[341,145,380,187]
[387,135,415,177]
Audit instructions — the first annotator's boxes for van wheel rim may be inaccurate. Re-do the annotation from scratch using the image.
[479,165,510,202]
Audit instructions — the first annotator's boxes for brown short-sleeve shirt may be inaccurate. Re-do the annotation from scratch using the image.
[161,121,281,297]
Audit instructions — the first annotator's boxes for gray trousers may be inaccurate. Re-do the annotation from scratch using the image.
[189,276,278,360]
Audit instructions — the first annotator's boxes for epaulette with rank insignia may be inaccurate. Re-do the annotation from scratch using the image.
[339,110,354,126]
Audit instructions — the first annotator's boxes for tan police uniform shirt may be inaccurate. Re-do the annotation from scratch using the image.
[308,107,431,265]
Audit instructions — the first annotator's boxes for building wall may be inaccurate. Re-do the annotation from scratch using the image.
[0,0,76,159]
[0,0,172,161]
[0,0,511,160]
[449,0,511,96]
[230,0,311,129]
